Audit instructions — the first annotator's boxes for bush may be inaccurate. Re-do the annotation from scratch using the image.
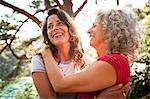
[0,77,36,99]
[0,51,17,80]
[127,53,150,99]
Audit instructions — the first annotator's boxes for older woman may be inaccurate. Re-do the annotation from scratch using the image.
[41,9,141,98]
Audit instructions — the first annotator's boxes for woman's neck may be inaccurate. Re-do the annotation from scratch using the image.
[96,44,109,57]
[57,43,71,62]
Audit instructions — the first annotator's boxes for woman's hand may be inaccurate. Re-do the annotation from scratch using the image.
[97,82,130,99]
[40,45,52,59]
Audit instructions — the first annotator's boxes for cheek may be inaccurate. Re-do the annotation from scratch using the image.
[65,28,70,38]
[64,26,69,33]
[47,29,51,36]
[65,32,70,42]
[47,31,52,40]
[47,33,50,39]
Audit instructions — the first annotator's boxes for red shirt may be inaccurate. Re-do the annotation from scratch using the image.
[78,53,130,99]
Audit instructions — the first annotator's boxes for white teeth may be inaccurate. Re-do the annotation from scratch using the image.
[53,33,63,38]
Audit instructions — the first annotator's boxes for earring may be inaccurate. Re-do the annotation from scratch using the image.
[70,36,75,41]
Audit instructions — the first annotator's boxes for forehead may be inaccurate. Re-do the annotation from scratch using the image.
[93,18,104,29]
[94,16,102,23]
[47,14,61,23]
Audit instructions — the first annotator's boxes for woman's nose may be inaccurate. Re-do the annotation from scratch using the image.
[53,25,59,31]
[87,28,92,34]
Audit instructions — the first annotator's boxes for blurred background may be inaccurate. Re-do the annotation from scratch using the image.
[0,0,149,98]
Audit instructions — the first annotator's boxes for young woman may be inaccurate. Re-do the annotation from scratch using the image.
[41,9,141,98]
[32,8,130,99]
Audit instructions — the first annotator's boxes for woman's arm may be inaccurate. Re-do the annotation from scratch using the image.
[41,48,116,92]
[97,83,130,99]
[32,72,56,99]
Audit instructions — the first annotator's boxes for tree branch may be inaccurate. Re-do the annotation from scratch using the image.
[74,0,87,17]
[6,40,28,60]
[35,9,46,14]
[95,0,97,4]
[0,34,13,40]
[0,43,7,54]
[117,0,119,5]
[62,0,73,16]
[0,18,28,54]
[44,0,51,10]
[0,9,44,54]
[54,0,62,9]
[6,40,20,59]
[0,0,41,26]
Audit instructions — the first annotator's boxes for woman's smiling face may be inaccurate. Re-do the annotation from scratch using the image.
[47,14,70,46]
[87,19,105,49]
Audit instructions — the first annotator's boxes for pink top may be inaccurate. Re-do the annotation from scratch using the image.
[78,53,130,99]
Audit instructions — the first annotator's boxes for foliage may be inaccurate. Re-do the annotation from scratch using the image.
[0,0,49,95]
[127,53,150,98]
[0,20,17,33]
[0,51,17,80]
[0,77,36,99]
[29,0,43,9]
[126,1,150,98]
[0,20,17,41]
[141,1,150,53]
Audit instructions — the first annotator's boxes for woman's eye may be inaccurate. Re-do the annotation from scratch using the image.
[93,24,96,28]
[48,25,52,29]
[58,22,64,25]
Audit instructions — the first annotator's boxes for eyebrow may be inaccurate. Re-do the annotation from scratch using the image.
[47,20,62,26]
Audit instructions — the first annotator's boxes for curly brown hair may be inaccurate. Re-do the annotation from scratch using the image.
[96,9,142,61]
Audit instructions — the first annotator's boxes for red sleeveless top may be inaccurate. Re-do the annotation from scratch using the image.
[78,53,130,99]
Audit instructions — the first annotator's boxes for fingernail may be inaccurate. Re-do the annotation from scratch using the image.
[127,82,131,85]
[129,82,131,85]
[119,83,123,87]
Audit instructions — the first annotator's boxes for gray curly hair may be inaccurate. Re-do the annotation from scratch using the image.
[96,9,142,61]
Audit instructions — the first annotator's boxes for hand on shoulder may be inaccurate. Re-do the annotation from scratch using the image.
[40,45,52,59]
